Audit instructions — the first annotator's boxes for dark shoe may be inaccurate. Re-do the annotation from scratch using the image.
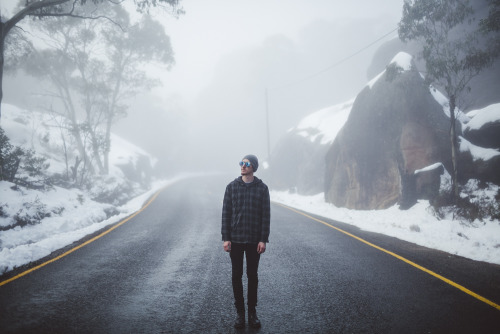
[248,311,261,328]
[234,312,245,329]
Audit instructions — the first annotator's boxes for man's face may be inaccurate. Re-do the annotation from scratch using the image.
[240,158,253,175]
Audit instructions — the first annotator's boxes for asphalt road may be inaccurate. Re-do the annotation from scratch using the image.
[1,175,500,333]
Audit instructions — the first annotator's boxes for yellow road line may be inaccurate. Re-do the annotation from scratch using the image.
[0,188,163,287]
[276,202,500,312]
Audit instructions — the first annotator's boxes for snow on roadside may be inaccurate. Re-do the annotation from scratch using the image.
[0,175,190,274]
[270,191,500,265]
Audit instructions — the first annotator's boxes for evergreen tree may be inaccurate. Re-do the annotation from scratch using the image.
[398,0,499,201]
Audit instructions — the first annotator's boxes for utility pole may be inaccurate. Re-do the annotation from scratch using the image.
[265,88,271,158]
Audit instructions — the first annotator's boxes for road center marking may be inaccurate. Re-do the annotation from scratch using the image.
[277,202,500,312]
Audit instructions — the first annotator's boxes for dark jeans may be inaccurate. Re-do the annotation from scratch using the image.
[230,242,261,313]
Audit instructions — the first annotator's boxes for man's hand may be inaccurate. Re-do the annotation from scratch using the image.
[223,241,231,252]
[257,242,266,254]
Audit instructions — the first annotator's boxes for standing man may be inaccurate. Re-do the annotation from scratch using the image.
[222,154,271,329]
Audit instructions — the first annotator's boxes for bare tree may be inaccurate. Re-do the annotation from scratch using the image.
[100,13,175,173]
[0,0,182,118]
[24,4,174,176]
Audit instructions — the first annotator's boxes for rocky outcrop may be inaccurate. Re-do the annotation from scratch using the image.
[459,104,500,185]
[464,122,500,149]
[265,101,353,195]
[367,0,500,112]
[463,104,500,150]
[460,152,500,186]
[325,64,452,210]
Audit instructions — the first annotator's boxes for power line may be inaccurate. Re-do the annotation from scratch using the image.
[264,26,400,157]
[269,27,399,91]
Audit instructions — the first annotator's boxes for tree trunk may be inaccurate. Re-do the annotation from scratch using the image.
[90,132,105,174]
[84,105,105,174]
[0,0,75,120]
[0,22,5,119]
[103,63,125,175]
[104,116,112,174]
[449,95,459,201]
[58,82,93,175]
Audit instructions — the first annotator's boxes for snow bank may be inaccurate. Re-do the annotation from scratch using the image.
[2,103,155,178]
[292,99,354,145]
[0,176,187,274]
[270,191,500,265]
[460,137,500,161]
[0,103,182,274]
[367,51,413,89]
[465,103,500,131]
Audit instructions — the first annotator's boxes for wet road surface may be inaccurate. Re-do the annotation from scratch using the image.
[1,175,500,333]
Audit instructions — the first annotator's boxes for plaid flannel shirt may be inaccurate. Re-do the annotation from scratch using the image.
[221,176,270,244]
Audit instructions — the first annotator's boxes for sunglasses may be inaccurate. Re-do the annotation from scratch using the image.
[239,161,251,167]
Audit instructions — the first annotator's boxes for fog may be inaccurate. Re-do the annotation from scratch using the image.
[129,0,405,176]
[3,0,405,176]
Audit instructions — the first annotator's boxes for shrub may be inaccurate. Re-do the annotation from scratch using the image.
[0,127,23,181]
[0,127,50,189]
[88,176,140,206]
[431,179,500,223]
[13,197,51,228]
[385,63,404,82]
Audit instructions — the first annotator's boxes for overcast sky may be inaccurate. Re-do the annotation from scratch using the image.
[154,1,404,104]
[141,0,406,172]
[2,0,406,174]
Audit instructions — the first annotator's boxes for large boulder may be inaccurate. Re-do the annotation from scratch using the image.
[463,104,500,150]
[459,104,500,185]
[367,0,500,112]
[325,57,453,210]
[459,136,500,185]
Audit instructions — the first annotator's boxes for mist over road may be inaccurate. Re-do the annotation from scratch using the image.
[1,176,499,333]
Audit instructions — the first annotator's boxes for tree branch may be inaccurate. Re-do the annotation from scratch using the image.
[30,12,126,32]
[4,0,70,35]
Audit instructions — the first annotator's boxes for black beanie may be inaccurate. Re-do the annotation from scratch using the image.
[243,154,259,172]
